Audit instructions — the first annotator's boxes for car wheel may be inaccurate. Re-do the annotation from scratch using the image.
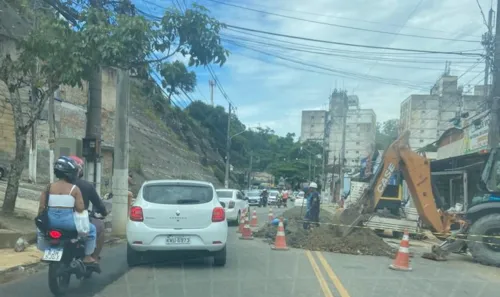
[0,168,4,180]
[127,244,143,267]
[213,246,227,267]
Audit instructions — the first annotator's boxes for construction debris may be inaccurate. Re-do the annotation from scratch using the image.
[254,207,395,257]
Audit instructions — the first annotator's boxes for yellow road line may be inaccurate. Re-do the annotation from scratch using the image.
[305,250,334,297]
[316,252,351,297]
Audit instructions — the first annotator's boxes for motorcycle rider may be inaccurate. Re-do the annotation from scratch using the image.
[282,189,289,207]
[69,156,108,263]
[37,156,97,264]
[260,189,269,207]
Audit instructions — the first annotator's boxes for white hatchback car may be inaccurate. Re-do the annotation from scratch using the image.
[126,180,228,267]
[215,189,249,225]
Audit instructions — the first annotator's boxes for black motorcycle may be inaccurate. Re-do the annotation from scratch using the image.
[259,196,268,207]
[42,212,104,296]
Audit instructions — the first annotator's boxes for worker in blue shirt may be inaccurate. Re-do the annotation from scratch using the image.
[303,182,320,230]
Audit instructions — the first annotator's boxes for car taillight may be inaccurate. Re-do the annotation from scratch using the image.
[48,230,62,239]
[212,207,225,222]
[130,206,144,222]
[228,200,235,209]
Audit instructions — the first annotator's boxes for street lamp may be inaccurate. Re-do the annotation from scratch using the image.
[224,126,259,188]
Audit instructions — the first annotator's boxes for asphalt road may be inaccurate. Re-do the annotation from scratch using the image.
[1,205,499,297]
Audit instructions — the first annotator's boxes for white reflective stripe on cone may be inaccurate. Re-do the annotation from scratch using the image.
[403,234,409,241]
[399,247,409,253]
[277,231,285,236]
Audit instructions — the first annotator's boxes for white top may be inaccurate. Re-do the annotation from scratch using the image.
[47,185,76,208]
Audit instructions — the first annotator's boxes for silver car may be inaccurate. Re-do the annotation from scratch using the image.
[246,190,261,206]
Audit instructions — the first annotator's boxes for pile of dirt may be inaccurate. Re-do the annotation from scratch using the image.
[254,207,395,257]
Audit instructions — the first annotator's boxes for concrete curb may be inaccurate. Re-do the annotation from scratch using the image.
[0,236,124,278]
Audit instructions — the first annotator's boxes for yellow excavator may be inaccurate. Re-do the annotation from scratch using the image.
[338,130,500,266]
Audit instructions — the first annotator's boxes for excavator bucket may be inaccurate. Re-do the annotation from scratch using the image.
[337,207,365,236]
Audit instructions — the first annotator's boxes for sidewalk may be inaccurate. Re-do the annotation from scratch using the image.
[0,195,120,276]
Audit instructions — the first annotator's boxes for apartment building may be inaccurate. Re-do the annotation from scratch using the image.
[300,110,327,142]
[399,75,486,150]
[326,92,376,171]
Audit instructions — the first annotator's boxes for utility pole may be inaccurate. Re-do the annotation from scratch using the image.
[308,154,311,181]
[48,89,58,183]
[490,0,500,150]
[112,69,130,236]
[338,93,348,202]
[247,151,253,190]
[483,8,494,99]
[28,0,40,184]
[487,0,500,189]
[224,103,232,188]
[85,0,103,194]
[209,80,215,106]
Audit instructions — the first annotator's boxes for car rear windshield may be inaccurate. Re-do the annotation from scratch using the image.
[142,184,213,205]
[248,191,260,196]
[216,190,233,198]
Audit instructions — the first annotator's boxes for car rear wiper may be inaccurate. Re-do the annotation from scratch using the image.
[176,199,200,204]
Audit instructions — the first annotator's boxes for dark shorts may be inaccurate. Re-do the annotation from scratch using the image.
[90,217,105,236]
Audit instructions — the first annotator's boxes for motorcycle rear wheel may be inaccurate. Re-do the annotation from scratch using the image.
[48,262,70,296]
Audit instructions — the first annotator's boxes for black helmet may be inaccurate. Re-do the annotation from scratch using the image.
[54,156,78,181]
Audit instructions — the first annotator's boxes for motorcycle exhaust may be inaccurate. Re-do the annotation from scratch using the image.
[69,259,87,278]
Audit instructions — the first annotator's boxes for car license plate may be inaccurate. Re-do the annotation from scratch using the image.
[165,236,190,245]
[42,248,63,261]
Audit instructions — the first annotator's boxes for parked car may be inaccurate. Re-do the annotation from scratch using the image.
[246,190,261,206]
[294,191,306,207]
[0,163,8,180]
[215,189,249,225]
[126,180,228,267]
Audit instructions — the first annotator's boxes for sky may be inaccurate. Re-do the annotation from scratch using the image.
[133,0,491,137]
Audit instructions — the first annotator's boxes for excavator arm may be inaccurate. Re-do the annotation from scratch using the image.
[339,130,455,236]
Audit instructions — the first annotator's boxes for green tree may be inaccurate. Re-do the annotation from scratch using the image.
[375,119,399,151]
[382,119,399,139]
[158,61,196,103]
[1,2,230,212]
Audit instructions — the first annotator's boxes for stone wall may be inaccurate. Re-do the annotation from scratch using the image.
[27,69,118,185]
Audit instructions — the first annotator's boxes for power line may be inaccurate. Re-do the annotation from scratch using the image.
[352,0,424,94]
[206,0,480,43]
[224,25,484,57]
[222,33,482,63]
[200,0,482,37]
[224,39,433,90]
[221,35,484,72]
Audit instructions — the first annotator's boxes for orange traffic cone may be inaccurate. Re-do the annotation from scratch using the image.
[389,229,412,271]
[237,211,246,233]
[239,218,254,240]
[268,207,274,223]
[250,210,258,227]
[271,217,288,251]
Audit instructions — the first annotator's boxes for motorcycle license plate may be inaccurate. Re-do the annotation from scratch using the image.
[43,248,63,261]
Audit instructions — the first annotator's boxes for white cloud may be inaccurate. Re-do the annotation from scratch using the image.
[152,0,490,136]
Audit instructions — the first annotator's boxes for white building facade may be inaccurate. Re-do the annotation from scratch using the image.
[300,110,327,142]
[326,92,376,172]
[399,75,486,151]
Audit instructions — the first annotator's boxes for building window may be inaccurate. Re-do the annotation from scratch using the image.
[356,142,360,145]
[420,130,424,133]
[419,139,424,143]
[356,151,359,154]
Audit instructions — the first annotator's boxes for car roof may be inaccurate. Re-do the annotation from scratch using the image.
[143,180,214,187]
[216,188,238,192]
